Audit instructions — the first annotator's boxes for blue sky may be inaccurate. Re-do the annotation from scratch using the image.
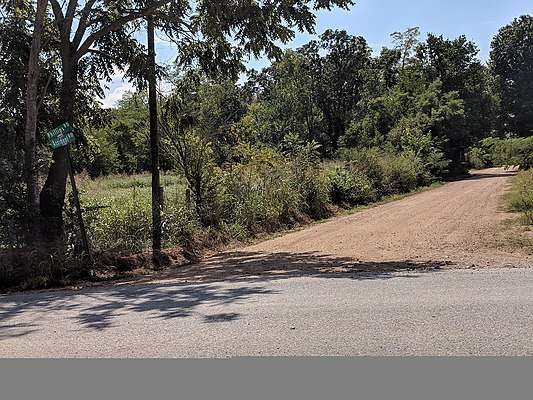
[101,0,533,107]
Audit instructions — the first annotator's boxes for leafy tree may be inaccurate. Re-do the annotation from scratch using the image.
[375,47,402,90]
[417,34,498,166]
[76,92,151,176]
[36,0,354,239]
[1,1,61,242]
[169,71,248,164]
[301,30,372,153]
[238,51,324,148]
[490,15,533,137]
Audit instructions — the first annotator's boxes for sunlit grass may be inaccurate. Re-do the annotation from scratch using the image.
[507,170,533,226]
[77,172,186,203]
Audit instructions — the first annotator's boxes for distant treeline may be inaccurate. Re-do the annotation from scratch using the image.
[71,18,532,180]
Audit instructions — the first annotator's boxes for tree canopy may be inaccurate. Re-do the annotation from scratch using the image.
[490,15,533,137]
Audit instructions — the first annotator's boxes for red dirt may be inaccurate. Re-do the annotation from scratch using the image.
[196,168,532,275]
[113,168,532,286]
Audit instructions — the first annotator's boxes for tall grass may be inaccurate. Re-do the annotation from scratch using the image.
[508,170,533,225]
[69,146,437,256]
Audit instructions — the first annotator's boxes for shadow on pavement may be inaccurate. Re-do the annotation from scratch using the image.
[0,251,448,338]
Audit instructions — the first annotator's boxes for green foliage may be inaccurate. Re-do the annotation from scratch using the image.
[301,30,373,153]
[338,147,428,198]
[344,77,457,177]
[326,165,372,206]
[222,143,331,232]
[497,137,533,169]
[223,146,298,234]
[163,127,225,227]
[381,152,421,194]
[63,174,194,255]
[81,195,152,255]
[72,92,151,177]
[470,137,533,169]
[167,73,249,164]
[468,147,488,170]
[287,141,331,218]
[491,15,533,137]
[0,123,27,247]
[508,170,533,225]
[417,33,498,153]
[239,51,325,148]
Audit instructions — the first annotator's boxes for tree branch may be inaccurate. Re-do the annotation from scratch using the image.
[49,0,65,29]
[64,0,78,38]
[73,0,172,62]
[72,0,98,49]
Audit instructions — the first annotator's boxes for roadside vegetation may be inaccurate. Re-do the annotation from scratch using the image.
[469,136,533,170]
[77,144,436,254]
[1,4,532,291]
[507,170,533,226]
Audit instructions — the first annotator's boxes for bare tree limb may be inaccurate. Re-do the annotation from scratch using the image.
[73,0,172,61]
[72,0,98,48]
[49,0,65,28]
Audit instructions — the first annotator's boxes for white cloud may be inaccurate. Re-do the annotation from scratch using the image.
[100,80,134,108]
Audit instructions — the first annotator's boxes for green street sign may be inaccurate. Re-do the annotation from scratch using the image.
[47,122,76,149]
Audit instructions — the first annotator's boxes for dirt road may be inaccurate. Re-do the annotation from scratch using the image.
[178,168,531,283]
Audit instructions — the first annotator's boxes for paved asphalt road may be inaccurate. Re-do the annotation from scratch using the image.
[2,268,533,357]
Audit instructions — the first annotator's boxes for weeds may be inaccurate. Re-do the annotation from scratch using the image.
[508,170,533,225]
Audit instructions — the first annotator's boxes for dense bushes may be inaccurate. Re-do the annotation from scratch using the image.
[71,143,437,257]
[469,137,533,170]
[337,147,430,199]
[223,151,299,234]
[326,166,372,207]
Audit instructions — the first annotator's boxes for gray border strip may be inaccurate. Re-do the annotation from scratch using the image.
[1,358,532,400]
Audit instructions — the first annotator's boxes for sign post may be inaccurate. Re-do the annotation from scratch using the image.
[47,123,91,262]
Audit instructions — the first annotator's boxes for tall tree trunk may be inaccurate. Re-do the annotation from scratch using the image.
[39,58,77,240]
[24,0,49,233]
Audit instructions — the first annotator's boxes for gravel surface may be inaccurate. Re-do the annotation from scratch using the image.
[141,168,531,285]
[228,167,532,270]
[1,269,533,357]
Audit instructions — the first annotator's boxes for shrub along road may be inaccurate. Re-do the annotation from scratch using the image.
[1,168,532,357]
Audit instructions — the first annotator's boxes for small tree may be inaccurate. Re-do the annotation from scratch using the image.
[163,126,223,227]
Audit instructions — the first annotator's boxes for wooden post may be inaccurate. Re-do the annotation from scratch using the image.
[147,15,162,263]
[66,146,91,262]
